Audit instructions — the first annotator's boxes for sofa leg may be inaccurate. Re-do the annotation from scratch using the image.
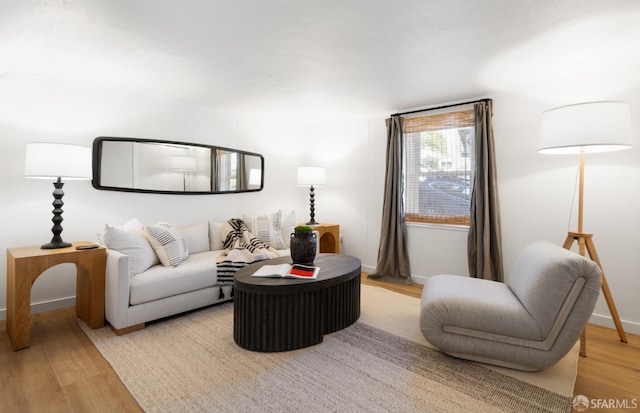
[112,323,145,336]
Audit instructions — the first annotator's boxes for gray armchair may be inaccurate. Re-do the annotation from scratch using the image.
[419,241,602,371]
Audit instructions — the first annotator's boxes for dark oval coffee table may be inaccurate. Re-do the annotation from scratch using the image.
[233,253,361,352]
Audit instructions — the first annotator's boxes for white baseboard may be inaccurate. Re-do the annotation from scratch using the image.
[411,274,428,285]
[589,312,640,336]
[361,264,376,274]
[0,296,76,321]
[361,265,429,285]
[362,260,443,286]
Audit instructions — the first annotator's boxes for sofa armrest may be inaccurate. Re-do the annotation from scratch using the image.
[105,249,133,330]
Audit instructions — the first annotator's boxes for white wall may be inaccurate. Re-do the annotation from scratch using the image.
[1,72,638,337]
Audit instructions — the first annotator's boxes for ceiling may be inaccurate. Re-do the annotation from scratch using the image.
[1,0,639,118]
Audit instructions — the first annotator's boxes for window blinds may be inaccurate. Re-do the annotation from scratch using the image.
[403,109,475,225]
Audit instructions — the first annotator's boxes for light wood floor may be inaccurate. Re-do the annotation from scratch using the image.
[1,277,638,412]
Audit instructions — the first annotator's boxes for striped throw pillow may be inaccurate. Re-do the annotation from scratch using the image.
[145,222,189,267]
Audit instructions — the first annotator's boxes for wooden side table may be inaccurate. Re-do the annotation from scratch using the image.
[6,241,106,350]
[309,223,340,254]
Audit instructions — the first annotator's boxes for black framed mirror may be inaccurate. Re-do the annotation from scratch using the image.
[92,137,264,194]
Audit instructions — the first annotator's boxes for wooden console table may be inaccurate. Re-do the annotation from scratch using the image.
[309,223,340,253]
[6,241,106,350]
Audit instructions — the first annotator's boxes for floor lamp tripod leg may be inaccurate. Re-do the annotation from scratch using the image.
[563,232,628,358]
[583,237,628,344]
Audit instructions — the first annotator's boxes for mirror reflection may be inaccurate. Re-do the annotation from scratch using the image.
[92,137,264,194]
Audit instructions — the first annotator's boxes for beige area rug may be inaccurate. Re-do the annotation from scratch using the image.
[80,285,577,413]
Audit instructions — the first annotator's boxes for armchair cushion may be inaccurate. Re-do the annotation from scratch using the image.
[420,275,542,342]
[507,241,601,338]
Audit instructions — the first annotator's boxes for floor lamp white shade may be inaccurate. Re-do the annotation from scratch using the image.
[169,155,196,172]
[538,101,633,155]
[249,168,262,186]
[24,142,92,249]
[538,101,633,232]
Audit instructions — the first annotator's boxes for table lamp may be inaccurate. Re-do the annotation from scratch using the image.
[25,142,92,249]
[297,166,326,225]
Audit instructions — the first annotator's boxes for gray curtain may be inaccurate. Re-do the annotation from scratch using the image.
[368,116,412,285]
[467,100,504,281]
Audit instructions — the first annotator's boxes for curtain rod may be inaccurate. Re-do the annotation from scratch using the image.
[391,98,491,117]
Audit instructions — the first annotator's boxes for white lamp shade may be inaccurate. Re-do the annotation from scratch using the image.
[538,101,633,155]
[249,168,261,186]
[297,166,326,186]
[170,155,196,171]
[24,142,92,180]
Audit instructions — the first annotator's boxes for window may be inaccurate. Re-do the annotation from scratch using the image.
[403,107,475,225]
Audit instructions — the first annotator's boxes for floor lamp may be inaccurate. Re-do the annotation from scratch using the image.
[538,101,632,356]
[170,155,196,191]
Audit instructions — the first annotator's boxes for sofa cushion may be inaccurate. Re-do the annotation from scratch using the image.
[145,221,190,267]
[273,249,291,257]
[208,221,225,251]
[129,251,218,305]
[180,222,210,254]
[281,210,296,248]
[243,210,287,250]
[104,218,159,275]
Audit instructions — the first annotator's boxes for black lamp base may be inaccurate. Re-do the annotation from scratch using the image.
[41,241,73,250]
[40,177,72,250]
[306,185,319,226]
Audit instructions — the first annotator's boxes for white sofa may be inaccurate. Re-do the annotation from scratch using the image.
[103,212,294,334]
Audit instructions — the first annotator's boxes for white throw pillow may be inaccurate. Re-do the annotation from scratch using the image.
[103,218,159,275]
[281,210,296,248]
[243,210,287,250]
[208,221,225,251]
[145,221,190,267]
[179,222,209,254]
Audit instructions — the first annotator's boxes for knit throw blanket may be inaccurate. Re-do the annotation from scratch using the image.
[216,219,278,290]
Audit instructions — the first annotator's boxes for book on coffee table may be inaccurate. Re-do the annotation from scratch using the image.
[252,263,320,279]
